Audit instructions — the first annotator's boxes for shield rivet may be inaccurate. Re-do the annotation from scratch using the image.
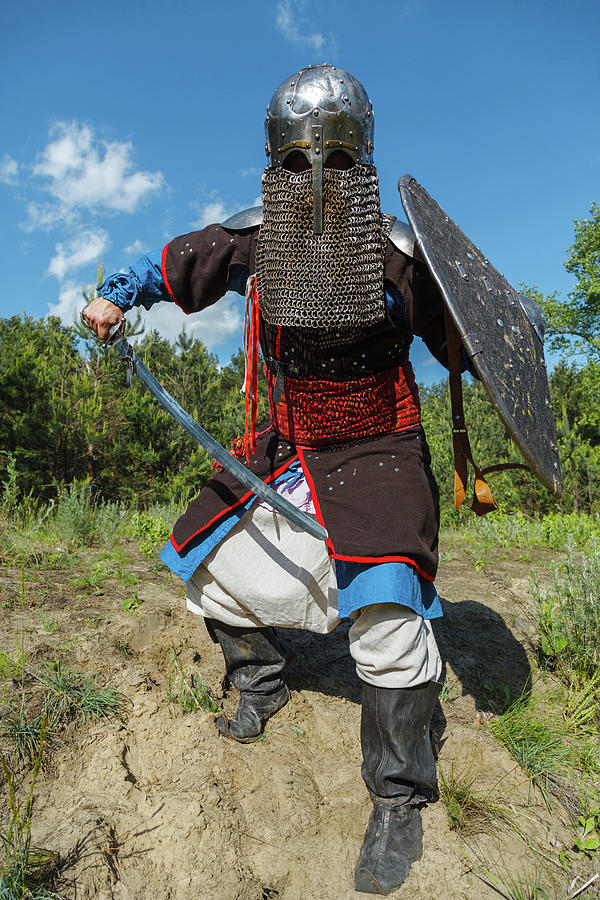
[497,318,504,327]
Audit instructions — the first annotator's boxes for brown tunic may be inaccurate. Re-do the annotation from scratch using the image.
[162,223,444,581]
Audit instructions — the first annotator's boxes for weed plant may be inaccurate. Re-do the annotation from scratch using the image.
[445,510,600,552]
[0,466,184,566]
[532,545,600,686]
[33,662,123,726]
[438,763,513,836]
[168,651,220,714]
[1,658,123,767]
[0,718,63,899]
[490,695,599,814]
[479,862,550,900]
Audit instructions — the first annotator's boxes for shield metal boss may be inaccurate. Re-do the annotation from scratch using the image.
[399,175,564,497]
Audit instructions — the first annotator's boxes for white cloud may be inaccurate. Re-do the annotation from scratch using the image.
[124,238,148,256]
[139,292,243,352]
[47,281,92,323]
[0,156,18,184]
[275,0,326,52]
[190,191,261,229]
[48,229,109,281]
[191,198,232,229]
[29,121,165,228]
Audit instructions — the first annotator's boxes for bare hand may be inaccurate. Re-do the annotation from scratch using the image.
[82,298,124,341]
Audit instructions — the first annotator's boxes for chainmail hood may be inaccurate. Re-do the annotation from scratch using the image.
[256,163,386,329]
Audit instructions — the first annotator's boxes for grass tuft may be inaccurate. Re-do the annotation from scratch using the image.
[33,662,123,726]
[438,763,513,836]
[168,650,220,714]
[479,862,550,900]
[0,717,63,899]
[489,695,599,814]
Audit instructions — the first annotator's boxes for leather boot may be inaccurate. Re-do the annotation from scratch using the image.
[355,680,440,894]
[205,619,289,743]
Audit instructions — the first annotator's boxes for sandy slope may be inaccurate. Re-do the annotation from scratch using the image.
[2,544,598,899]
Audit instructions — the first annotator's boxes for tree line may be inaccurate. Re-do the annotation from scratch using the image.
[0,312,597,521]
[1,204,598,521]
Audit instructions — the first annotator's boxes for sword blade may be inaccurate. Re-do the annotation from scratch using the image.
[108,332,328,542]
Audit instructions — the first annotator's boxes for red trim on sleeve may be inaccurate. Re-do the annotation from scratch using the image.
[161,242,189,314]
[170,454,300,552]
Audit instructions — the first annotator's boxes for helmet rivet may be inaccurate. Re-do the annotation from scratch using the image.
[286,98,291,104]
[315,148,320,154]
[343,96,349,102]
[291,81,295,86]
[313,108,319,116]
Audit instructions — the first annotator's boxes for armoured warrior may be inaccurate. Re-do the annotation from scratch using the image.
[83,65,549,894]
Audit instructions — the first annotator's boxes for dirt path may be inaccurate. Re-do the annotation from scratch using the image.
[1,543,597,899]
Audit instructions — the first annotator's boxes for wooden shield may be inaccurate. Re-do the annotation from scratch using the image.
[399,175,563,497]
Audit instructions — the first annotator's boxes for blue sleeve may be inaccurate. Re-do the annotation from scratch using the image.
[97,249,170,311]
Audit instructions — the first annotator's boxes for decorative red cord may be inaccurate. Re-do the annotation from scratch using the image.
[243,275,260,463]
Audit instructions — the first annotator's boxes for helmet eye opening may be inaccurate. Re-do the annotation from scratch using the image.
[282,151,311,173]
[324,150,355,170]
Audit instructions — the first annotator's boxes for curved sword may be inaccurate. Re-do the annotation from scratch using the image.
[85,318,328,542]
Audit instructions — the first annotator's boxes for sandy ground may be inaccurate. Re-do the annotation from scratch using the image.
[1,541,598,899]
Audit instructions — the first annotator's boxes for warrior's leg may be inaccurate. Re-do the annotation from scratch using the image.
[348,603,442,895]
[205,618,289,743]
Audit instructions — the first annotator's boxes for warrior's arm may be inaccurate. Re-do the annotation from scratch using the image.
[83,225,256,338]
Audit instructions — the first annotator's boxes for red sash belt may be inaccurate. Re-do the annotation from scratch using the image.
[266,360,421,448]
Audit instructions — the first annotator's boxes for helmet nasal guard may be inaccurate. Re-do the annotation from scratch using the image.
[265,64,374,234]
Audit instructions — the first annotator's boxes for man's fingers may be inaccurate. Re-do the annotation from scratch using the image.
[82,297,123,340]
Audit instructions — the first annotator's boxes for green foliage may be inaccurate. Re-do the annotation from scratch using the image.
[121,594,143,613]
[532,546,600,684]
[479,863,550,900]
[133,508,173,557]
[525,203,600,363]
[33,662,123,726]
[168,650,220,714]
[0,315,263,510]
[1,656,123,766]
[575,808,600,854]
[0,718,63,900]
[490,695,599,812]
[447,509,600,552]
[0,707,52,769]
[438,763,513,835]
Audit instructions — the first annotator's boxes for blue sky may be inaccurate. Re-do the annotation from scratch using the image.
[1,0,598,383]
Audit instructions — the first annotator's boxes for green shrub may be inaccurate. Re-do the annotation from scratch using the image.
[532,545,600,684]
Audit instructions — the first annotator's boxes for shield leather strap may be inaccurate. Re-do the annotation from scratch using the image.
[445,307,530,516]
